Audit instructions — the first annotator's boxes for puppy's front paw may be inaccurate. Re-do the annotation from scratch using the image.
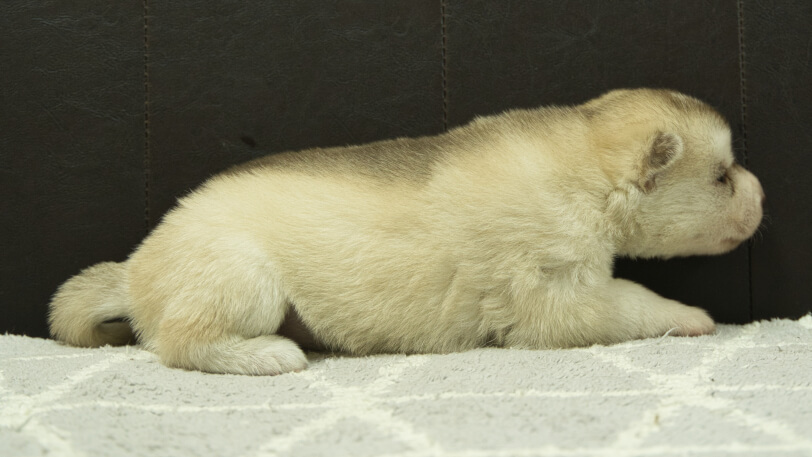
[668,306,716,337]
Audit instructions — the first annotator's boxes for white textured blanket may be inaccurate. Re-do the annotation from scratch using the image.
[2,316,811,457]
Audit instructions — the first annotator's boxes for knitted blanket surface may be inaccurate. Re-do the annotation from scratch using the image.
[2,316,811,457]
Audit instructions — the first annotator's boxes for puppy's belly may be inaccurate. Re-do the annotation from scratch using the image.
[277,307,330,352]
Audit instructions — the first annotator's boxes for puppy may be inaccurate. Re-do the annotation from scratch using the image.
[49,89,765,375]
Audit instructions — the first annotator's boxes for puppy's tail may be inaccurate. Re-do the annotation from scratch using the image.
[49,261,135,347]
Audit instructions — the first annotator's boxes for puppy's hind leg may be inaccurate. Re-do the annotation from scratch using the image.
[131,245,307,375]
[153,291,308,375]
[160,329,308,376]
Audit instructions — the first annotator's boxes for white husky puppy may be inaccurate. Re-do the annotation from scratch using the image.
[49,89,765,375]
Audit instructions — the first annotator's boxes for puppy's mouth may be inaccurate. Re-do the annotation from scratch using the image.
[720,237,746,251]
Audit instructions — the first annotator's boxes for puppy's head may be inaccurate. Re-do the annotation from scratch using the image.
[587,89,764,259]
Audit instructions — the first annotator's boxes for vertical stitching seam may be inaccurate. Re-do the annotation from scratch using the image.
[737,0,749,165]
[441,0,448,132]
[737,0,754,321]
[143,0,151,232]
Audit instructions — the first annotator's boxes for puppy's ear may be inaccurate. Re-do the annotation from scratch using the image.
[639,132,683,193]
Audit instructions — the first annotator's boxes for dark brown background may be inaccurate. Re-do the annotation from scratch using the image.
[2,1,810,337]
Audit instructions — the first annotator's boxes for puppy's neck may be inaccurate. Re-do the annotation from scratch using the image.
[603,183,645,257]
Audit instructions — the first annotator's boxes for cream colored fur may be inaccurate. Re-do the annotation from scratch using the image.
[49,89,765,375]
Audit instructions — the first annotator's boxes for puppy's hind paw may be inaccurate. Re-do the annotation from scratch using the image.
[251,335,309,374]
[161,334,308,376]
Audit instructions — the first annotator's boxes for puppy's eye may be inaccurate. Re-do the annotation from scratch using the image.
[716,171,730,185]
